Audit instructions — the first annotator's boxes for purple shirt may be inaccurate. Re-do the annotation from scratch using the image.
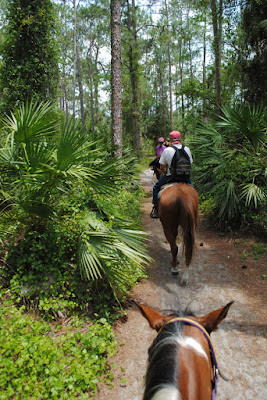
[156,145,166,156]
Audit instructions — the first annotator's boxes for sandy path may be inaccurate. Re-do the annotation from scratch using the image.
[96,168,266,400]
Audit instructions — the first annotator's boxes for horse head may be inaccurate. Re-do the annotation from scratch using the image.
[135,300,234,400]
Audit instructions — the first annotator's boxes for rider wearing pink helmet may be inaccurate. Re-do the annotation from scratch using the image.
[169,131,181,141]
[149,137,166,179]
[156,137,166,156]
[150,131,193,219]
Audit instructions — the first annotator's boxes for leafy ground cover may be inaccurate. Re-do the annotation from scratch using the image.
[0,292,116,400]
[0,178,146,398]
[0,173,146,398]
[0,102,150,398]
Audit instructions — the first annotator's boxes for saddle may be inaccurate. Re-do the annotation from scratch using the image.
[158,182,191,199]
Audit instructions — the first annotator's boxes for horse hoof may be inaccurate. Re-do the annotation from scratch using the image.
[171,267,179,275]
[180,270,189,285]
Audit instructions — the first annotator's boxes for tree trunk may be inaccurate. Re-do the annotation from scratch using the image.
[159,65,167,134]
[126,0,141,153]
[179,40,185,126]
[202,20,207,117]
[88,43,95,134]
[62,61,68,115]
[111,0,123,157]
[132,0,142,153]
[76,32,85,128]
[188,38,194,109]
[73,0,77,119]
[165,0,173,131]
[210,0,222,112]
[94,47,100,119]
[61,3,68,115]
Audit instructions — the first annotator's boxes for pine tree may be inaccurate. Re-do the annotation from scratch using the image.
[241,0,267,106]
[0,0,59,114]
[111,0,122,157]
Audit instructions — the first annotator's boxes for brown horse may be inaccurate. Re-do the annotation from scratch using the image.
[136,301,234,400]
[158,183,198,285]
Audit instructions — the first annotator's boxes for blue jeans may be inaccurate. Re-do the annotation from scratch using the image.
[152,174,169,210]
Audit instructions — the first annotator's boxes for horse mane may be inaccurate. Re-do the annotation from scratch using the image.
[144,308,195,400]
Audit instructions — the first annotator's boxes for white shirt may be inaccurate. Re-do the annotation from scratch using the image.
[159,144,193,176]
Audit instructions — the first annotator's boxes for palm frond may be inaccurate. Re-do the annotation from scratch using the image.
[241,183,266,208]
[0,133,21,170]
[24,141,55,172]
[112,227,150,252]
[112,240,149,265]
[194,122,225,148]
[55,117,95,170]
[2,101,58,143]
[218,105,267,150]
[82,230,149,265]
[78,238,103,280]
[0,147,16,167]
[215,180,239,219]
[54,117,124,194]
[78,226,150,295]
[191,122,226,166]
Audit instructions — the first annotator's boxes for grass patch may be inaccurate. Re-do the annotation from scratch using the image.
[240,242,266,262]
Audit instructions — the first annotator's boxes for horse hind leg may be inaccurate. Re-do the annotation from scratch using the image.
[171,228,180,274]
[181,268,189,285]
[181,252,191,285]
[162,226,179,275]
[171,251,179,275]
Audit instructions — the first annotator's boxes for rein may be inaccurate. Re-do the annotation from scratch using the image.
[160,317,221,400]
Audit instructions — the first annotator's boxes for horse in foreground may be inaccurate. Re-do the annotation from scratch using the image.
[158,183,198,285]
[136,301,234,400]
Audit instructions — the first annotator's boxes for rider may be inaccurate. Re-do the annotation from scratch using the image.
[150,130,193,219]
[149,137,166,171]
[156,137,166,157]
[164,137,170,147]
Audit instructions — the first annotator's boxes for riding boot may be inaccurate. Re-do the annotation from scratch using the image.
[150,206,159,219]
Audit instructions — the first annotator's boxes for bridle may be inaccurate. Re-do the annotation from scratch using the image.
[159,317,222,400]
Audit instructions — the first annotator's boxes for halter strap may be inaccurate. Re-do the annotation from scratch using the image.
[160,317,219,400]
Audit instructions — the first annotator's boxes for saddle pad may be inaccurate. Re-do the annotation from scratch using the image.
[158,182,189,199]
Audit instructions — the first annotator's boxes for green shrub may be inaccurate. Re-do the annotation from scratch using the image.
[191,105,267,231]
[0,101,150,305]
[0,291,116,399]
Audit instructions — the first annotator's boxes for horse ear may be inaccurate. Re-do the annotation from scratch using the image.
[134,302,172,332]
[198,301,234,334]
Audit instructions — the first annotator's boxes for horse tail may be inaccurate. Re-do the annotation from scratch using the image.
[183,205,196,267]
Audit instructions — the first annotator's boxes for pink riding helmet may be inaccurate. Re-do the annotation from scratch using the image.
[169,131,181,140]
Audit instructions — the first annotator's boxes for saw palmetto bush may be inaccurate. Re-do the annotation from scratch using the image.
[0,101,150,308]
[190,105,266,231]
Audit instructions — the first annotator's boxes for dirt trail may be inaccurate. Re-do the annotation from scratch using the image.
[97,169,266,400]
